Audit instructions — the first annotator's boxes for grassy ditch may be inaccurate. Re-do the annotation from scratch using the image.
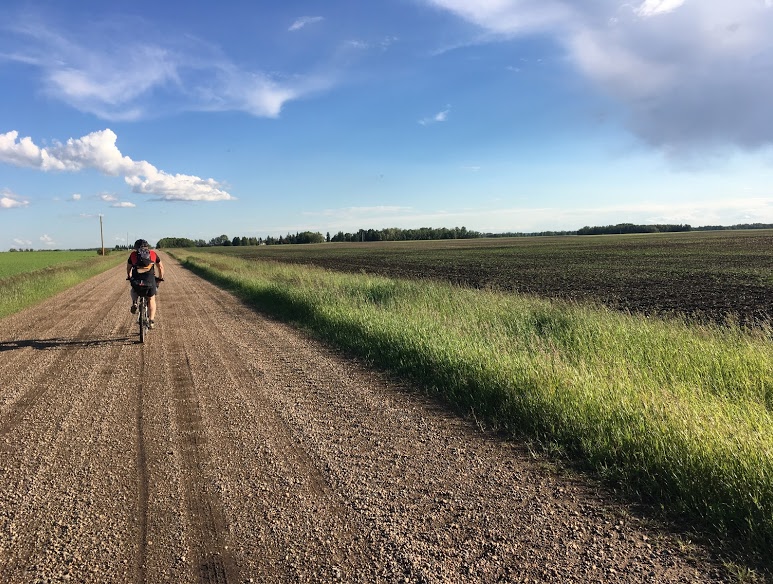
[0,253,125,319]
[174,249,773,560]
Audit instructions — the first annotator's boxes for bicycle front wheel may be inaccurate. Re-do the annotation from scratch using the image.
[138,299,147,343]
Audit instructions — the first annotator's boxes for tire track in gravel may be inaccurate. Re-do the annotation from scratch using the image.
[168,264,370,581]
[159,276,239,584]
[134,348,149,584]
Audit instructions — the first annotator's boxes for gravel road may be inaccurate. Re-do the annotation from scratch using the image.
[0,259,730,583]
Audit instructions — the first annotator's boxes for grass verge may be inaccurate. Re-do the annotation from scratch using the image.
[0,254,125,319]
[174,249,773,567]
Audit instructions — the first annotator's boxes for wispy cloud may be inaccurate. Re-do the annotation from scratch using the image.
[423,0,773,154]
[635,0,686,17]
[111,201,136,208]
[0,189,29,209]
[0,129,234,202]
[1,18,328,121]
[39,234,55,246]
[289,16,324,32]
[419,106,451,125]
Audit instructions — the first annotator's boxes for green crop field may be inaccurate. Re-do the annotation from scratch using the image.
[0,251,125,318]
[198,229,773,327]
[0,250,104,279]
[172,234,773,573]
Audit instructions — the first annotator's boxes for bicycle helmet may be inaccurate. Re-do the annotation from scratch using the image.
[134,238,150,249]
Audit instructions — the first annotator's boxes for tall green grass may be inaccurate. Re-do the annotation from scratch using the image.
[0,253,125,318]
[174,250,773,558]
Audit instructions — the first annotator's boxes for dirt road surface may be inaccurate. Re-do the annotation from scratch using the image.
[0,259,729,583]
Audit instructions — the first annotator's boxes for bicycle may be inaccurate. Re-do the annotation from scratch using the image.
[128,277,163,344]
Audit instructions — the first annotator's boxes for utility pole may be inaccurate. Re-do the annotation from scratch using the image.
[99,214,105,256]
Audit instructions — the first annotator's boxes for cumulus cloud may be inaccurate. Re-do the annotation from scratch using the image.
[13,238,32,246]
[71,193,81,201]
[0,129,233,202]
[289,16,324,32]
[1,19,322,120]
[424,0,773,153]
[39,234,55,246]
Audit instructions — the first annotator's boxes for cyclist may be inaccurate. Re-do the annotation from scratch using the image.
[127,239,164,329]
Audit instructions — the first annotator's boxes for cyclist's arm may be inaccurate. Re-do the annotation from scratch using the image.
[156,258,165,279]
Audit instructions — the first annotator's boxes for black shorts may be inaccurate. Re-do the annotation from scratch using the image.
[130,273,157,297]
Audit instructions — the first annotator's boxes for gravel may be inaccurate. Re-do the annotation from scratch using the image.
[0,259,729,582]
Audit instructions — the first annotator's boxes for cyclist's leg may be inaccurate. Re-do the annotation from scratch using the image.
[130,286,139,312]
[147,278,159,321]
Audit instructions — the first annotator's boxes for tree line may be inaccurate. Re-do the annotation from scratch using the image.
[153,223,773,249]
[155,227,481,248]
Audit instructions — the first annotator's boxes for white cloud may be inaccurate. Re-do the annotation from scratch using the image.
[99,193,118,202]
[111,201,136,208]
[419,107,451,125]
[71,193,81,201]
[0,189,29,209]
[424,0,573,35]
[13,238,32,246]
[2,19,323,121]
[289,16,324,32]
[423,0,773,153]
[635,0,687,18]
[39,234,55,246]
[202,65,304,118]
[0,129,234,202]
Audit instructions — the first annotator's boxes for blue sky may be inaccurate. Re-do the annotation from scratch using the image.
[1,0,772,249]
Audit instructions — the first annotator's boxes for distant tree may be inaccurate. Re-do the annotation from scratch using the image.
[294,231,325,244]
[209,234,230,246]
[156,237,197,248]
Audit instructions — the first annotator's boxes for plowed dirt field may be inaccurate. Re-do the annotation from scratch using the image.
[0,260,730,582]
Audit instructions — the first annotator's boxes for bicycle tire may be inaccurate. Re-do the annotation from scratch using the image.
[138,298,147,343]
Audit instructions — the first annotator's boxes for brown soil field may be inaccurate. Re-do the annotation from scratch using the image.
[222,230,773,328]
[0,259,740,582]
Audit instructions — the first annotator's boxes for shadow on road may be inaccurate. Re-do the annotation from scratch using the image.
[0,336,136,351]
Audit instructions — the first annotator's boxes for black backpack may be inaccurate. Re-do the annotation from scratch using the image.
[136,247,153,268]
